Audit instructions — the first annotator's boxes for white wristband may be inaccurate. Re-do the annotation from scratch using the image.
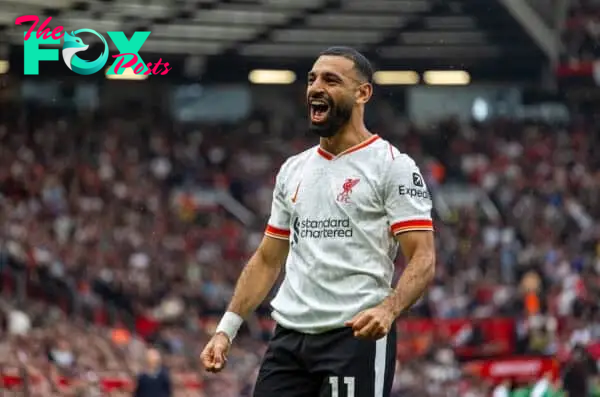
[215,312,244,342]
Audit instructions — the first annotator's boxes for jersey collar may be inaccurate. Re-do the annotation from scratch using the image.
[317,134,380,161]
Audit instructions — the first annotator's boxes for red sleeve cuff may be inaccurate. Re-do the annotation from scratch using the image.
[265,225,290,240]
[390,219,434,235]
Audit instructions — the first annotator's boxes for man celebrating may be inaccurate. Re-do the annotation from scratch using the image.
[201,47,436,397]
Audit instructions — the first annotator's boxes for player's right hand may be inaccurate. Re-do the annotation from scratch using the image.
[200,332,231,373]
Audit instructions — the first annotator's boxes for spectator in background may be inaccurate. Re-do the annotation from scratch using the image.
[6,303,31,336]
[48,338,76,373]
[133,348,172,397]
[563,345,594,397]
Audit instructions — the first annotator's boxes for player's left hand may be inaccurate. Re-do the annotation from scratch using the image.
[345,305,395,340]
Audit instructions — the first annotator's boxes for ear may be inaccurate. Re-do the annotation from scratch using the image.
[355,82,372,105]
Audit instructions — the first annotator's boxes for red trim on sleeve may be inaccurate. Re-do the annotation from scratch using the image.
[390,219,434,234]
[265,225,291,240]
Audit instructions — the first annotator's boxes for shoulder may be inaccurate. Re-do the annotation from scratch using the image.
[277,146,315,178]
[370,137,419,174]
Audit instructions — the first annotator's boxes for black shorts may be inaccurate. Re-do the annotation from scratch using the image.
[253,324,396,397]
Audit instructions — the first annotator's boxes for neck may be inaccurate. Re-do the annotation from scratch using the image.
[319,121,371,156]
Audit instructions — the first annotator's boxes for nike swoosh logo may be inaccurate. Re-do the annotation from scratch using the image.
[291,181,301,203]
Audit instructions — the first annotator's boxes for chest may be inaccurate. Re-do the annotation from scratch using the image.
[287,159,382,217]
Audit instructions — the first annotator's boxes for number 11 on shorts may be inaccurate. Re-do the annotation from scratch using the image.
[329,376,355,397]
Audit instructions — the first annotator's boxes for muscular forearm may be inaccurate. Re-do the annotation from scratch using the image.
[381,253,435,318]
[227,251,282,319]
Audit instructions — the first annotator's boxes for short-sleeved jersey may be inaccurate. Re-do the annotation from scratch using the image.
[265,135,433,334]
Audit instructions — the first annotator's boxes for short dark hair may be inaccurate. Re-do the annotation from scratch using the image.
[319,46,374,84]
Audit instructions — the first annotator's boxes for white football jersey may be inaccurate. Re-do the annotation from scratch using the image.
[265,135,433,334]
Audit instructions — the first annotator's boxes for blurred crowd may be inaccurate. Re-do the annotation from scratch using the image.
[0,93,600,396]
[562,0,600,61]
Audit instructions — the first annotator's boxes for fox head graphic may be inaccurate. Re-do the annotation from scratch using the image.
[62,31,89,70]
[61,29,109,75]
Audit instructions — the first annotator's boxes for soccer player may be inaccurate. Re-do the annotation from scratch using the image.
[200,46,436,397]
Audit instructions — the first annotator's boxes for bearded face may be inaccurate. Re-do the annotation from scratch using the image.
[307,90,354,138]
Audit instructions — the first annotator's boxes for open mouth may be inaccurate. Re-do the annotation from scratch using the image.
[309,99,330,123]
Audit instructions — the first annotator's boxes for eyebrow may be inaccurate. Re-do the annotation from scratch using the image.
[308,71,340,78]
[307,71,347,82]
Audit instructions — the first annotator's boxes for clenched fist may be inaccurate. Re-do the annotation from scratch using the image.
[345,305,395,340]
[200,332,231,373]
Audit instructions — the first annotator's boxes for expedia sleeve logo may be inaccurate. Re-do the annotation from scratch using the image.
[412,172,424,187]
[398,185,431,200]
[397,170,431,200]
